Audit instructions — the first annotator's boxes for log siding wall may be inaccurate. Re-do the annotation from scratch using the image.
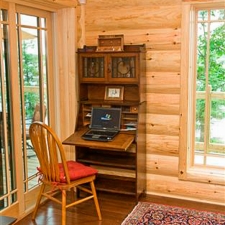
[81,0,225,205]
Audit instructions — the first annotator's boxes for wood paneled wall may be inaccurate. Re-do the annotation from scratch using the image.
[79,0,225,205]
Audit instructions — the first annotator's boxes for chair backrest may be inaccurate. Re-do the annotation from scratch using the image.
[29,121,71,184]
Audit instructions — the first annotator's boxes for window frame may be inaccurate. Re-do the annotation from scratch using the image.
[179,1,225,185]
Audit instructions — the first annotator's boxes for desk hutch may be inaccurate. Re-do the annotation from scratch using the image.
[63,44,146,200]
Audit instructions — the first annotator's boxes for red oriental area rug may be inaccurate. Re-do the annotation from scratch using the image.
[121,202,225,225]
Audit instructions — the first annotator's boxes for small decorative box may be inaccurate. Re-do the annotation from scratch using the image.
[96,34,124,52]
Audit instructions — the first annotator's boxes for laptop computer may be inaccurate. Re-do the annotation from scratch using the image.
[82,107,121,142]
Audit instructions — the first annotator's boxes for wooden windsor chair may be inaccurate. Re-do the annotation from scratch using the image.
[29,121,102,225]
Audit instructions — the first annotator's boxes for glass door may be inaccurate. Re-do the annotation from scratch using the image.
[0,8,16,210]
[16,9,50,193]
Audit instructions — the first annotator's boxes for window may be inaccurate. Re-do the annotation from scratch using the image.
[179,2,225,185]
[16,8,50,191]
[194,8,225,168]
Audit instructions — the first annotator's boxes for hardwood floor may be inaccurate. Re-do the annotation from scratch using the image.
[14,192,225,225]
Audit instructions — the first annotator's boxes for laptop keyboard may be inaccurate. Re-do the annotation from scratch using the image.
[87,130,117,136]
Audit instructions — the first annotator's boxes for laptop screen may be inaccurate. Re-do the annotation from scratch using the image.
[90,107,121,130]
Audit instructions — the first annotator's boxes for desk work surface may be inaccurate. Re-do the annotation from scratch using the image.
[63,129,135,151]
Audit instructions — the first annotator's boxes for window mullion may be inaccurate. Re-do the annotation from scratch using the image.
[202,13,211,165]
[204,85,211,162]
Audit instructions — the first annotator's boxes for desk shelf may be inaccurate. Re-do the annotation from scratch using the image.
[76,148,136,169]
[95,175,136,196]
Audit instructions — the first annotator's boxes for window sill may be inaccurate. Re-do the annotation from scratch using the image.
[185,167,225,185]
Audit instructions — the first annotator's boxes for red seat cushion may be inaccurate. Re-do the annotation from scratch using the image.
[59,161,98,182]
[37,161,98,183]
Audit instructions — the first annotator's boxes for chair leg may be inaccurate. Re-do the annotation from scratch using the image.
[61,190,67,225]
[90,181,102,220]
[32,184,45,220]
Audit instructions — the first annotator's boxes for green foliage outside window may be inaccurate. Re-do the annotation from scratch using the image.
[22,40,40,119]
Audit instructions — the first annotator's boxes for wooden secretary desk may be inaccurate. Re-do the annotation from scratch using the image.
[63,44,146,200]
